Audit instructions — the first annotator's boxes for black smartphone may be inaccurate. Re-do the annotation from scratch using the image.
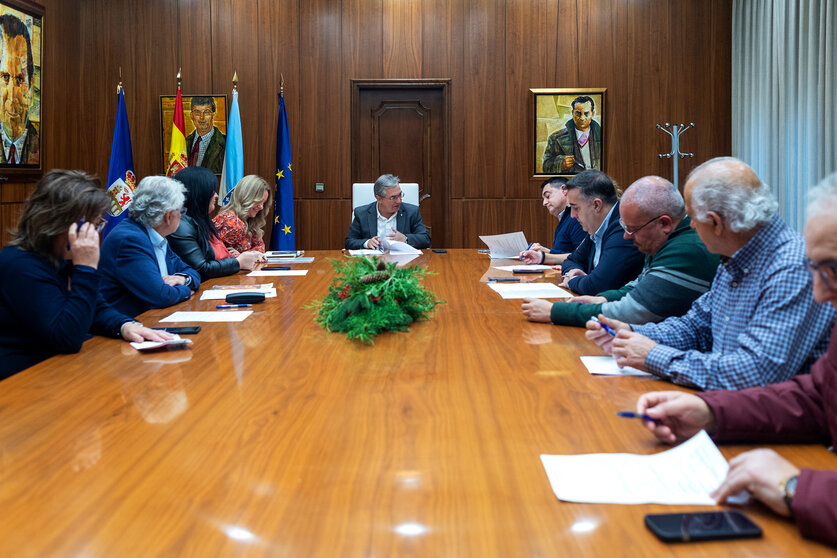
[153,326,202,334]
[645,511,762,543]
[487,277,520,282]
[512,268,543,273]
[262,266,291,270]
[432,249,447,253]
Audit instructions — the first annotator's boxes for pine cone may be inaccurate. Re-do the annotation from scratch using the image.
[359,271,390,284]
[376,261,387,271]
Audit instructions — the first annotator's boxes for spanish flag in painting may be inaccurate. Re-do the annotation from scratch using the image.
[271,93,295,250]
[102,86,136,240]
[166,86,188,176]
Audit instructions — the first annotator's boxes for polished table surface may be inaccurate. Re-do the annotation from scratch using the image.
[0,250,834,557]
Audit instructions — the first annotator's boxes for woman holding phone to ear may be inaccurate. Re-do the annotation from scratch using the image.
[0,170,169,380]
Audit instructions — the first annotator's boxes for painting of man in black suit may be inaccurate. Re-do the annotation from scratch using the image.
[185,96,226,175]
[0,11,40,167]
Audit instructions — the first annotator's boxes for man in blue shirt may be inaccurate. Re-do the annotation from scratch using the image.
[519,177,586,266]
[587,157,835,390]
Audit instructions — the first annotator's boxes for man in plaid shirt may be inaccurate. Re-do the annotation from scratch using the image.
[586,157,835,390]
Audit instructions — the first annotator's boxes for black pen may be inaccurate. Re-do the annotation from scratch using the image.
[216,304,252,309]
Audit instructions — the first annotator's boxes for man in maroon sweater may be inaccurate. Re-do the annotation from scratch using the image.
[635,173,837,547]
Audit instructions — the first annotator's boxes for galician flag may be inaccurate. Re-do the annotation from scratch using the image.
[101,86,136,240]
[220,88,243,205]
[166,86,188,177]
[270,92,295,250]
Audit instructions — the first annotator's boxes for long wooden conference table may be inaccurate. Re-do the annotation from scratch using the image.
[0,250,834,556]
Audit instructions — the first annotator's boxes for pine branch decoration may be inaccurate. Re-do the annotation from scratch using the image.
[305,256,444,343]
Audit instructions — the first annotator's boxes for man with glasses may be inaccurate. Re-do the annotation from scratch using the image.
[185,96,226,174]
[522,176,718,326]
[632,173,837,547]
[586,158,835,390]
[548,169,644,295]
[345,173,431,250]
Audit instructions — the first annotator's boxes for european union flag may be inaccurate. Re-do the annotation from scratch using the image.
[101,88,136,240]
[271,93,295,250]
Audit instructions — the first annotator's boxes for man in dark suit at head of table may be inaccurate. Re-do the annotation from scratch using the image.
[345,173,431,250]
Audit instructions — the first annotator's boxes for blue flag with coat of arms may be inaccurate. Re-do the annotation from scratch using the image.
[220,89,243,205]
[101,87,136,240]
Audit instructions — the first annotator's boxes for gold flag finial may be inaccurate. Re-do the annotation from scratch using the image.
[232,71,238,91]
[280,73,285,96]
[177,68,182,88]
[117,66,123,94]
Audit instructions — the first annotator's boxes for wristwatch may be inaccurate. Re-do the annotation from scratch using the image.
[780,474,798,514]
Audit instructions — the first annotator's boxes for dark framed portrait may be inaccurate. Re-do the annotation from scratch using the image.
[531,88,605,178]
[0,0,44,177]
[160,94,227,175]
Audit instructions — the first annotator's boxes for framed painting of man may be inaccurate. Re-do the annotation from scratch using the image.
[0,0,44,176]
[531,88,605,178]
[160,94,227,175]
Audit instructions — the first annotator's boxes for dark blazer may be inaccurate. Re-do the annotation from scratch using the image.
[561,201,644,295]
[0,246,130,379]
[168,215,241,279]
[551,208,586,254]
[99,217,200,318]
[185,126,226,174]
[345,202,431,250]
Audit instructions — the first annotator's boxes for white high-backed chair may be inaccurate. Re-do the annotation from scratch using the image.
[351,183,419,220]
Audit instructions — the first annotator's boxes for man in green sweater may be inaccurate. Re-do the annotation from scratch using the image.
[522,176,719,326]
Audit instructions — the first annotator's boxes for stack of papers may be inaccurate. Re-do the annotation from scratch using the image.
[160,311,253,323]
[540,431,737,505]
[479,232,528,259]
[130,335,192,352]
[492,264,552,272]
[265,250,305,258]
[487,282,572,299]
[248,269,308,277]
[267,256,314,264]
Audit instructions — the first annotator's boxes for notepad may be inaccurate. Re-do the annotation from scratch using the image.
[540,431,737,505]
[487,282,572,299]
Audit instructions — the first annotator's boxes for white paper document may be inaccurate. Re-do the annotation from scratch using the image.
[160,311,253,323]
[491,264,552,272]
[380,238,422,254]
[348,249,382,256]
[540,431,731,505]
[247,269,309,277]
[580,356,653,377]
[130,335,193,352]
[479,232,528,259]
[265,250,304,258]
[200,287,277,300]
[267,256,314,264]
[487,282,572,299]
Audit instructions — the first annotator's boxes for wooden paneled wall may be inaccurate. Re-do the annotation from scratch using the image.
[1,0,731,248]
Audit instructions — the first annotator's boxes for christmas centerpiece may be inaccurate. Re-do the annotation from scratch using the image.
[307,256,444,343]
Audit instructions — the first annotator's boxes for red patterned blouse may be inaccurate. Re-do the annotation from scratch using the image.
[212,211,265,257]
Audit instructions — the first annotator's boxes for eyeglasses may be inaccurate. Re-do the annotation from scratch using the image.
[380,192,405,202]
[619,215,661,236]
[190,109,213,118]
[807,259,837,287]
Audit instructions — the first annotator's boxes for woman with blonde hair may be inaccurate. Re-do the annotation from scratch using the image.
[213,175,272,256]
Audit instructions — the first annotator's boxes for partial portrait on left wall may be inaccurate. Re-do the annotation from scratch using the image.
[0,0,43,175]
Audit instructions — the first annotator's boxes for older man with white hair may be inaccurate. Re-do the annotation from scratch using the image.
[634,173,837,547]
[586,157,835,390]
[99,175,201,318]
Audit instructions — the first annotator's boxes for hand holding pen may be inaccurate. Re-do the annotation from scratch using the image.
[635,391,716,444]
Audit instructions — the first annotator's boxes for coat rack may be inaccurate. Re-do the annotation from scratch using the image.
[657,122,694,189]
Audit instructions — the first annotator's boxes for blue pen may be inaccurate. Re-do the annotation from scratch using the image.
[216,304,252,309]
[591,316,617,336]
[520,242,534,260]
[616,411,661,423]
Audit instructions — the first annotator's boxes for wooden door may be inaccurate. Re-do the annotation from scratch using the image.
[352,80,450,247]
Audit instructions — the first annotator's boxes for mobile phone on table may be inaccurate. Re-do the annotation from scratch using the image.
[262,266,290,270]
[153,326,201,334]
[432,249,447,253]
[512,268,543,273]
[644,511,762,542]
[487,277,520,282]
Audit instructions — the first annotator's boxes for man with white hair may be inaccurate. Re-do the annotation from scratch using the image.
[99,175,201,317]
[634,173,837,546]
[586,157,835,390]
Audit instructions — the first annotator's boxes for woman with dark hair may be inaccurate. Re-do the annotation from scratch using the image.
[169,167,263,279]
[0,170,169,379]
